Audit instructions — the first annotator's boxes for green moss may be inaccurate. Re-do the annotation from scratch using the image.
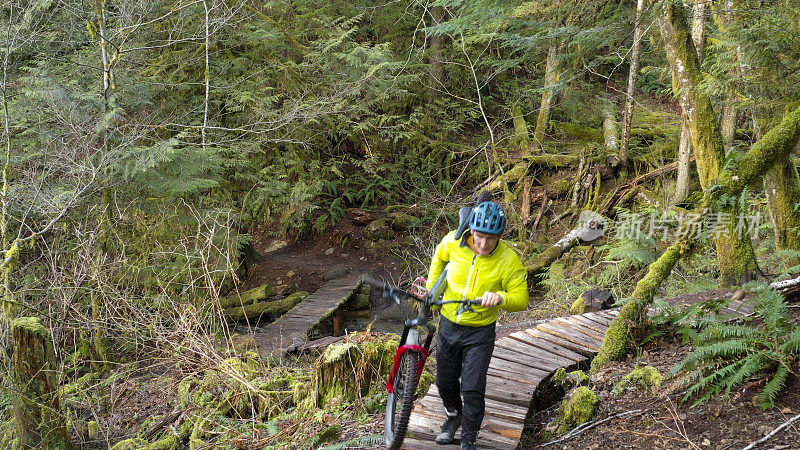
[612,366,662,396]
[557,386,598,432]
[5,241,19,271]
[550,121,603,142]
[61,372,99,399]
[87,421,102,439]
[569,297,586,315]
[110,438,148,450]
[553,368,589,391]
[12,317,48,339]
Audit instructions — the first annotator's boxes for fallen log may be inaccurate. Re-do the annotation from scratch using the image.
[219,284,274,309]
[600,156,695,217]
[223,291,308,321]
[526,213,607,275]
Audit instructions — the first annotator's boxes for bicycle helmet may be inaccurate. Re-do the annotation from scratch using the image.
[468,201,506,235]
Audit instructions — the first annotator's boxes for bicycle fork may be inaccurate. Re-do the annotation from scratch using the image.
[386,323,435,392]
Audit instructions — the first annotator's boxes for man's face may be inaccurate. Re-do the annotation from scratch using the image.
[470,230,500,255]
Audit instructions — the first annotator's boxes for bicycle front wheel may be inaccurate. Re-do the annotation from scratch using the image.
[384,349,420,450]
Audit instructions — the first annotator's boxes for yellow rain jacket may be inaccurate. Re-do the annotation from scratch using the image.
[426,230,529,326]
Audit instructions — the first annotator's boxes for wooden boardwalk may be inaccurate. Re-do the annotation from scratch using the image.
[254,274,363,354]
[402,292,752,449]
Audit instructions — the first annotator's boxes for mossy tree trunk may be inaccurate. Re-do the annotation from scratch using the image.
[716,0,738,152]
[603,101,618,155]
[765,159,800,267]
[533,45,563,149]
[619,0,646,167]
[673,0,704,205]
[511,102,531,153]
[12,317,75,449]
[591,239,694,372]
[659,1,756,287]
[716,106,800,268]
[90,291,112,372]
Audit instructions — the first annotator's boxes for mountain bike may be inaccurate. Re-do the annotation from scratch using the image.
[362,270,481,450]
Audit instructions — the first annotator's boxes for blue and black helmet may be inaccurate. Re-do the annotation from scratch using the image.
[468,201,506,235]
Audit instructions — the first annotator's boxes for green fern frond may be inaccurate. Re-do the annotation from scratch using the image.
[322,434,383,449]
[759,364,790,409]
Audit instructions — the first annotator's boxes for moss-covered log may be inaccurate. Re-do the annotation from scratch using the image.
[222,291,308,321]
[659,2,756,287]
[487,162,529,192]
[219,284,274,309]
[590,239,694,372]
[523,153,579,168]
[717,106,800,193]
[12,317,75,449]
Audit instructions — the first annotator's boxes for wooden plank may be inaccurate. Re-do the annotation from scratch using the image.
[581,311,614,327]
[493,340,569,372]
[555,317,607,341]
[489,356,550,380]
[516,330,586,362]
[507,331,584,365]
[486,368,541,387]
[423,387,527,421]
[491,346,556,373]
[525,329,596,357]
[568,315,609,334]
[407,410,519,448]
[535,322,601,351]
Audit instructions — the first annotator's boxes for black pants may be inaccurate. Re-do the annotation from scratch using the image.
[435,317,495,443]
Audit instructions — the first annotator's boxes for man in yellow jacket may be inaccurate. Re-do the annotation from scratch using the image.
[426,201,529,449]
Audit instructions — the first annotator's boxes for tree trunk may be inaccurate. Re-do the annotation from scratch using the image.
[765,159,800,267]
[591,239,694,372]
[12,317,75,449]
[220,284,274,309]
[603,102,619,155]
[673,1,704,205]
[428,6,445,100]
[533,46,562,149]
[511,102,531,152]
[659,1,756,287]
[720,98,737,152]
[619,0,646,166]
[90,291,111,372]
[715,106,800,269]
[673,120,692,204]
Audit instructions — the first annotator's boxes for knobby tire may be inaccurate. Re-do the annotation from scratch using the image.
[384,349,420,450]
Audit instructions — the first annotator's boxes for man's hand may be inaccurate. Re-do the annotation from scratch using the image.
[479,292,504,307]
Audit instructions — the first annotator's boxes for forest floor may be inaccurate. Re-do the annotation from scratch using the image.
[526,331,800,449]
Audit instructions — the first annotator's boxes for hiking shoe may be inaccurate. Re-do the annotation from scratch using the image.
[435,414,462,445]
[461,440,477,450]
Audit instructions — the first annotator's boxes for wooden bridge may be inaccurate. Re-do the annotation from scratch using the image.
[254,274,364,355]
[401,290,752,449]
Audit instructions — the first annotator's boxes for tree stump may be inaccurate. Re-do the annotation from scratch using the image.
[12,317,74,449]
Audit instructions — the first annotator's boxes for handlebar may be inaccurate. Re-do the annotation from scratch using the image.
[362,275,481,306]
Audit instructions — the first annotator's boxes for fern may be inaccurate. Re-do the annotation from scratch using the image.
[321,434,383,449]
[673,284,799,409]
[760,365,790,409]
